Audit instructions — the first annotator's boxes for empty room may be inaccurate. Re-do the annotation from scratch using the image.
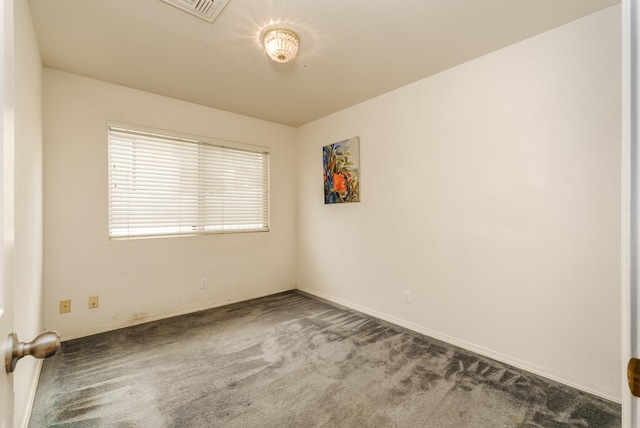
[1,0,635,426]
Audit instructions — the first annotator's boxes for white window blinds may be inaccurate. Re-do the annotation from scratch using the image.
[108,125,269,239]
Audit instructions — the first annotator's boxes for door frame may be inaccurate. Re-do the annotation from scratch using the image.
[622,0,639,426]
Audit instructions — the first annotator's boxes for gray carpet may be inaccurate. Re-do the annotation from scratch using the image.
[29,291,621,427]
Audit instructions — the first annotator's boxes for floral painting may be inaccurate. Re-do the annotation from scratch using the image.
[323,137,360,204]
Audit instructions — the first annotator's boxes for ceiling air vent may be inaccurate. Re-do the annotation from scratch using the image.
[160,0,230,23]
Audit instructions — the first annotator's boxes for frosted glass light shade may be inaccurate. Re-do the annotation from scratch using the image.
[264,29,299,63]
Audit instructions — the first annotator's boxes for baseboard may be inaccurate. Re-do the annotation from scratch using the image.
[296,285,621,404]
[60,286,295,341]
[18,359,43,428]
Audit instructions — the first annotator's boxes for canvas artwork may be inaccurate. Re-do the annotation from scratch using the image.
[323,137,360,204]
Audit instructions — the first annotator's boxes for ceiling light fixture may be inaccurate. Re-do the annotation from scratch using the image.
[264,29,299,63]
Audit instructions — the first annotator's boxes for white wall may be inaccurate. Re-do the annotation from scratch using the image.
[297,6,622,401]
[42,69,297,339]
[14,1,43,426]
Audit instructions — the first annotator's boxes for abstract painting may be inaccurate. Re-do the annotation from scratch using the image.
[323,137,360,204]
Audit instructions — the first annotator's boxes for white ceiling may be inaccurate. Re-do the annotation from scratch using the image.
[27,0,620,127]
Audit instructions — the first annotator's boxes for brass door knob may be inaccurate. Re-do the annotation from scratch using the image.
[5,331,60,373]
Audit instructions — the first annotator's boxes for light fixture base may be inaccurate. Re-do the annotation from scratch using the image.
[264,29,299,63]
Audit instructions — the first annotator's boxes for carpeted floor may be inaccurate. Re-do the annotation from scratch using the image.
[29,291,621,427]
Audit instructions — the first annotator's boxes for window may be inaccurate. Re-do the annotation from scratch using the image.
[108,124,269,239]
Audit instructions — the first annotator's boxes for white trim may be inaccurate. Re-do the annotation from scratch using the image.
[58,287,295,341]
[622,0,639,426]
[298,285,621,403]
[18,359,42,428]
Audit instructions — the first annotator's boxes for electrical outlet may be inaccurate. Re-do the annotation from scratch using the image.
[60,299,71,314]
[403,290,411,304]
[200,278,207,289]
[89,295,99,309]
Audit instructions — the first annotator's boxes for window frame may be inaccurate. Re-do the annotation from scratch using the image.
[107,122,270,240]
